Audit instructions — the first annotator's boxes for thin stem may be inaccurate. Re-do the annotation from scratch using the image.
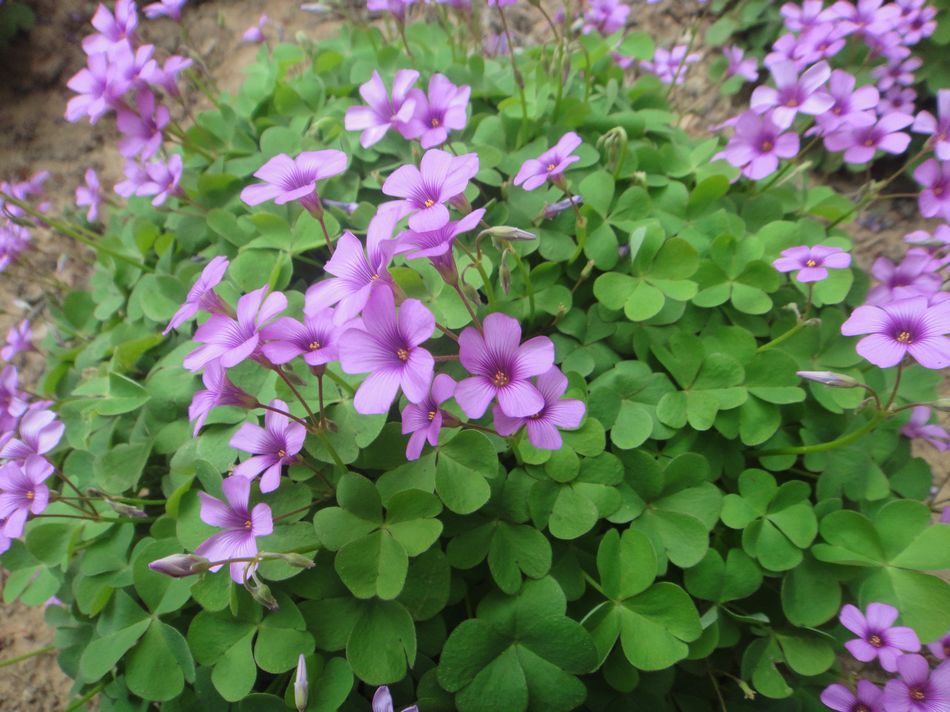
[436,322,460,343]
[316,212,336,256]
[535,2,560,43]
[462,421,498,436]
[54,468,97,516]
[273,502,318,522]
[708,663,728,712]
[0,644,55,669]
[434,354,460,362]
[257,401,313,431]
[66,682,107,712]
[298,458,335,493]
[758,412,885,457]
[273,367,318,427]
[452,283,483,331]
[582,570,608,598]
[317,373,326,426]
[324,368,357,396]
[497,6,528,125]
[313,430,347,471]
[885,362,904,411]
[455,240,497,308]
[396,17,414,58]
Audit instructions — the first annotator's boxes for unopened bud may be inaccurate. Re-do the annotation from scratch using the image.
[148,554,210,578]
[300,2,331,14]
[248,579,280,610]
[930,398,950,413]
[479,226,537,242]
[597,127,628,174]
[540,195,583,221]
[279,552,316,569]
[499,260,512,296]
[108,501,148,518]
[796,371,860,388]
[294,654,308,712]
[321,198,358,215]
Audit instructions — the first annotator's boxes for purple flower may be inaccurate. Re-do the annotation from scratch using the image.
[824,112,914,164]
[183,286,287,372]
[884,654,950,712]
[114,159,150,199]
[367,0,415,19]
[897,0,937,44]
[764,33,807,71]
[83,0,138,54]
[139,154,183,206]
[148,553,209,577]
[396,208,484,281]
[913,90,950,161]
[542,195,584,220]
[456,313,555,419]
[583,0,629,36]
[873,55,922,92]
[240,151,348,214]
[640,45,701,85]
[401,374,455,460]
[915,159,950,221]
[142,55,193,98]
[780,0,830,32]
[881,87,917,116]
[0,365,27,431]
[196,476,273,583]
[242,14,268,44]
[772,244,852,283]
[905,224,950,248]
[230,399,306,492]
[75,169,103,223]
[344,70,419,148]
[188,362,257,436]
[797,22,848,63]
[811,70,878,135]
[304,211,400,321]
[901,406,950,451]
[842,296,950,369]
[750,61,832,129]
[1,320,32,361]
[143,0,186,21]
[492,367,585,449]
[714,111,800,180]
[381,149,479,232]
[373,686,419,712]
[828,0,901,38]
[401,74,471,149]
[0,456,53,539]
[929,631,950,661]
[339,287,435,414]
[65,51,133,124]
[164,256,231,335]
[514,132,582,192]
[116,89,169,159]
[261,308,347,367]
[723,46,758,83]
[866,250,943,305]
[820,680,884,712]
[486,0,518,6]
[840,602,921,671]
[0,408,64,463]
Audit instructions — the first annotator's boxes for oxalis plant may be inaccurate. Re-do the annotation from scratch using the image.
[0,0,949,710]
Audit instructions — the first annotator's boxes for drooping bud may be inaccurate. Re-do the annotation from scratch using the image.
[273,552,317,569]
[930,398,950,413]
[321,198,358,215]
[796,371,860,388]
[597,127,628,175]
[294,654,308,712]
[107,500,148,518]
[247,578,280,610]
[478,225,537,242]
[148,554,210,578]
[540,195,583,221]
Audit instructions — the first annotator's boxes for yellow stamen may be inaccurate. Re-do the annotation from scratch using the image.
[424,198,434,207]
[427,410,436,421]
[397,348,409,361]
[896,331,912,343]
[492,370,509,387]
[308,341,321,351]
[805,259,817,267]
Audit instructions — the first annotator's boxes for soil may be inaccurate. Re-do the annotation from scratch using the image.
[0,1,946,709]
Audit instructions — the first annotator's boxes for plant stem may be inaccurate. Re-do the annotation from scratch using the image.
[65,682,107,712]
[758,412,885,456]
[316,211,336,256]
[257,401,314,431]
[452,283,483,331]
[455,240,496,308]
[298,458,335,494]
[582,570,608,597]
[885,362,904,411]
[497,6,528,126]
[273,367,318,427]
[0,644,55,669]
[273,502,318,522]
[436,322,460,342]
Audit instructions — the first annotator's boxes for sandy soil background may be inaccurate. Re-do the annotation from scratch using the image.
[0,0,945,708]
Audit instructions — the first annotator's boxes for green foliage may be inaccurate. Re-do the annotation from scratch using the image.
[9,11,948,712]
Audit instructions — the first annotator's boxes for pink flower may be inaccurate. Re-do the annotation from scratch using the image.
[344,70,419,148]
[164,256,231,335]
[914,159,950,221]
[143,0,186,21]
[901,406,950,452]
[883,654,950,712]
[514,132,582,191]
[750,60,832,129]
[824,112,913,164]
[772,244,852,282]
[187,362,257,436]
[401,374,456,460]
[820,680,884,712]
[116,90,170,159]
[713,111,800,180]
[261,308,349,367]
[82,0,138,54]
[400,74,471,149]
[913,89,950,161]
[841,296,950,370]
[492,367,585,449]
[230,399,306,492]
[240,151,347,214]
[0,456,53,539]
[1,320,32,361]
[75,169,103,222]
[840,602,921,672]
[381,149,479,232]
[866,250,943,305]
[139,154,183,206]
[0,408,64,463]
[195,476,273,583]
[242,14,268,44]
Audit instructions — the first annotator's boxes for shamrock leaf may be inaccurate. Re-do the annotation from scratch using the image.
[447,518,553,595]
[812,500,950,641]
[313,473,443,600]
[588,361,677,449]
[692,233,780,315]
[583,529,702,670]
[438,577,598,712]
[612,451,722,570]
[684,548,763,603]
[720,469,818,572]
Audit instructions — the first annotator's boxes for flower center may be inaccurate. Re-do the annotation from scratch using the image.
[26,490,33,500]
[430,117,441,127]
[308,341,321,351]
[868,633,883,647]
[370,273,380,280]
[546,163,557,172]
[911,688,926,702]
[244,519,252,529]
[864,138,875,147]
[786,98,799,108]
[424,198,435,208]
[492,370,510,387]
[896,331,912,344]
[854,705,869,712]
[397,348,409,361]
[944,642,950,657]
[277,449,286,458]
[935,185,945,196]
[427,410,436,421]
[761,140,774,152]
[805,259,817,267]
[832,106,843,115]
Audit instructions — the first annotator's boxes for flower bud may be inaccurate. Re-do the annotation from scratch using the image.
[294,654,308,712]
[108,501,149,518]
[248,579,280,610]
[148,554,210,578]
[597,126,628,174]
[540,195,583,221]
[796,371,860,388]
[930,398,950,413]
[321,198,358,215]
[278,552,317,569]
[479,226,537,242]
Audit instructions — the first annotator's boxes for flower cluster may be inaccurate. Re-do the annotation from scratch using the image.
[823,602,950,712]
[0,320,64,554]
[0,171,50,272]
[66,0,190,207]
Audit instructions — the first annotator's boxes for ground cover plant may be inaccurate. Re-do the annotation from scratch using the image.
[1,0,949,710]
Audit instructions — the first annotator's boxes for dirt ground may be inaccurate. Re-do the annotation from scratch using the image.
[0,0,946,709]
